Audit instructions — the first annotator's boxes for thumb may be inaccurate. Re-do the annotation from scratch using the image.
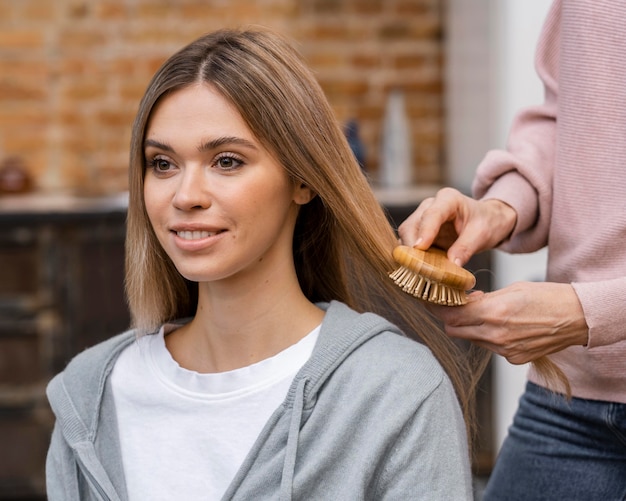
[446,238,476,267]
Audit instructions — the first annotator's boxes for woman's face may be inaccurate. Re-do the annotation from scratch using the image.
[143,83,312,285]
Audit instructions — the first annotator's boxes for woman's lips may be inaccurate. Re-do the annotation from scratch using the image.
[170,228,226,250]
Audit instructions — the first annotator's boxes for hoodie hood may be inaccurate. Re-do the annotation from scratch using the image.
[48,331,136,446]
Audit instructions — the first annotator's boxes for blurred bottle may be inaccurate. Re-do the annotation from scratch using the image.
[379,88,413,188]
[344,118,367,172]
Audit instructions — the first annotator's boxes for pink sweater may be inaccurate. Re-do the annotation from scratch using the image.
[473,0,626,403]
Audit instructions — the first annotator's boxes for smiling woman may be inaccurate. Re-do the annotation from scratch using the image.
[142,83,311,300]
[44,28,488,501]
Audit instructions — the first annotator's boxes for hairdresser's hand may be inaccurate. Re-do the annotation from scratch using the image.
[398,187,517,266]
[430,281,589,364]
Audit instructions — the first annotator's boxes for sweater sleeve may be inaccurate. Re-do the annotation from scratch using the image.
[573,278,626,348]
[46,422,81,501]
[472,0,561,254]
[376,375,473,500]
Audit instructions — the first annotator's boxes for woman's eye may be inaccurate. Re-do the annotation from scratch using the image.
[215,154,243,171]
[146,156,174,173]
[154,158,171,171]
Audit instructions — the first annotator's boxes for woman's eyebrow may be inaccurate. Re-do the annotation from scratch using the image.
[144,138,174,152]
[198,136,258,152]
[144,136,259,153]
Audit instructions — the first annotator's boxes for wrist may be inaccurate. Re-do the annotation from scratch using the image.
[483,198,517,245]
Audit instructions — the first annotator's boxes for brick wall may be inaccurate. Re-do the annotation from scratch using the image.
[0,0,444,194]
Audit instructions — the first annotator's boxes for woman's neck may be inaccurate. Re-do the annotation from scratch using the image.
[165,278,324,373]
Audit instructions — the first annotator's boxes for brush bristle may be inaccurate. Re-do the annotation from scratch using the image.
[388,246,475,306]
[389,265,468,305]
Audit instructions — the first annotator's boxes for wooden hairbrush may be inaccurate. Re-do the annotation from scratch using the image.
[389,245,476,306]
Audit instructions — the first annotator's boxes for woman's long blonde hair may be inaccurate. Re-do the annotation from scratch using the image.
[126,28,488,448]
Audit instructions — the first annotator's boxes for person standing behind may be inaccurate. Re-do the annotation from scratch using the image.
[399,1,626,499]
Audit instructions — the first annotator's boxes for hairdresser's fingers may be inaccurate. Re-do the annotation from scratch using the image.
[397,197,437,249]
[444,199,517,266]
[398,187,469,251]
[437,315,543,364]
[418,188,488,265]
[433,282,588,362]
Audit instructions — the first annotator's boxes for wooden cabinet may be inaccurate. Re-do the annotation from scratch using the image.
[0,194,130,499]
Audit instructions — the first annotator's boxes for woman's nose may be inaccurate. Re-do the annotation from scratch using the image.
[172,166,211,210]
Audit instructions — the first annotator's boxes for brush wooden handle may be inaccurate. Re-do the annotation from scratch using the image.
[392,245,476,291]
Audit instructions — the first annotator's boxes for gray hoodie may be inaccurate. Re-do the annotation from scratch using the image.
[46,301,473,500]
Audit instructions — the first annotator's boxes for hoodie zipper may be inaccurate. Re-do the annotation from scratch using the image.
[77,456,115,501]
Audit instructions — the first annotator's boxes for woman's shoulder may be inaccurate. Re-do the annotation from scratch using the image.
[46,328,141,436]
[67,329,138,373]
[48,329,138,396]
[351,330,446,389]
[318,301,448,399]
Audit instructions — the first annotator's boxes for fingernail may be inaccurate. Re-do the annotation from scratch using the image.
[453,257,462,267]
[414,237,423,248]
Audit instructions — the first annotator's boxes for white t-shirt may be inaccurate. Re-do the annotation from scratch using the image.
[110,324,320,501]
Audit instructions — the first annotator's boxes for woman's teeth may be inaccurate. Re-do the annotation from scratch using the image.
[177,230,215,240]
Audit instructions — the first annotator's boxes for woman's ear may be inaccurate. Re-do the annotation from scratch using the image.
[293,183,317,205]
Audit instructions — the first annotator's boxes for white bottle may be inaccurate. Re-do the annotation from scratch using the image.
[379,88,413,188]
